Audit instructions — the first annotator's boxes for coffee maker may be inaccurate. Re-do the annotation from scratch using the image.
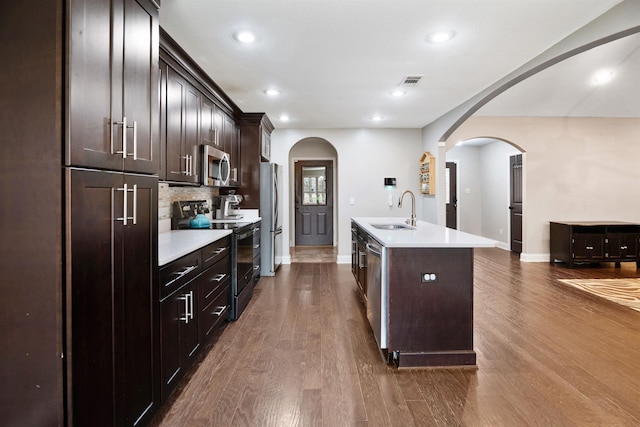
[220,193,243,219]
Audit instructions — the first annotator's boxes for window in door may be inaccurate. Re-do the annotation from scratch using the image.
[302,166,327,206]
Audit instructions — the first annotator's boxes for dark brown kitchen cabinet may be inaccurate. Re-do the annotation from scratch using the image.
[159,236,232,402]
[350,221,367,296]
[236,113,274,208]
[160,280,200,402]
[201,97,223,148]
[224,114,241,186]
[68,0,160,174]
[67,168,159,426]
[550,221,640,267]
[164,65,201,184]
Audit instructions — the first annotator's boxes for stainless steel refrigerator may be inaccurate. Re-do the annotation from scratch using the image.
[260,162,282,276]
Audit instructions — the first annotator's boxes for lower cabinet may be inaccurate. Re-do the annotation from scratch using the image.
[550,221,640,267]
[160,281,200,401]
[350,221,367,296]
[159,235,231,402]
[67,168,159,426]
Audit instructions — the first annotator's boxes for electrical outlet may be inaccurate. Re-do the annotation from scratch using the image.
[421,273,438,283]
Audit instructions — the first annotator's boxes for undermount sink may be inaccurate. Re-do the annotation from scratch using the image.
[370,223,415,230]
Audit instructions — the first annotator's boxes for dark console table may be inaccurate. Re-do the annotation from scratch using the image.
[550,221,640,268]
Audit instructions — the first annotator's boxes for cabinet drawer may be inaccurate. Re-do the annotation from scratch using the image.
[160,251,202,299]
[200,283,231,341]
[199,256,230,309]
[202,236,231,269]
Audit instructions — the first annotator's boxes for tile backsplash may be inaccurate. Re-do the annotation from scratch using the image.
[158,183,219,220]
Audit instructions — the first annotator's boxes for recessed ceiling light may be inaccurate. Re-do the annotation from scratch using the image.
[370,115,384,122]
[426,29,456,44]
[234,30,256,43]
[593,69,614,85]
[264,89,280,96]
[391,90,406,97]
[279,114,290,122]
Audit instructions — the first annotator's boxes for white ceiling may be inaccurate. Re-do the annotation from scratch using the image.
[159,0,639,129]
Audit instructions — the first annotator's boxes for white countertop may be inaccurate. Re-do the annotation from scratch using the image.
[352,217,497,248]
[158,229,232,266]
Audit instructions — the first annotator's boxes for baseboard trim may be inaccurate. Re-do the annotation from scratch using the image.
[520,253,549,263]
[336,255,351,264]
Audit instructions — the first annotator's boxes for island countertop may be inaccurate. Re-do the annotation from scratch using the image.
[351,217,497,248]
[158,229,233,266]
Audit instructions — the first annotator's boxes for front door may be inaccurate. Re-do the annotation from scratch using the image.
[446,162,457,229]
[294,160,333,246]
[509,154,523,253]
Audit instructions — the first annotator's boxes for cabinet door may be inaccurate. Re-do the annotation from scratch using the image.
[67,169,158,426]
[68,0,159,174]
[165,68,200,183]
[160,283,199,402]
[68,169,120,426]
[572,235,605,261]
[608,234,638,260]
[119,173,158,425]
[201,97,222,147]
[160,288,185,401]
[121,0,160,174]
[223,114,240,185]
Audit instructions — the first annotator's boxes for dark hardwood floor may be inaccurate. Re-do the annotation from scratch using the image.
[149,248,640,426]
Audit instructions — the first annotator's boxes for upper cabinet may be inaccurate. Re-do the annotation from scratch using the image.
[160,28,242,187]
[68,0,160,174]
[201,97,222,148]
[223,114,241,186]
[163,63,200,184]
[237,113,274,208]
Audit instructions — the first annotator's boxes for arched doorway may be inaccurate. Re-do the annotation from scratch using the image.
[288,137,338,260]
[445,137,524,252]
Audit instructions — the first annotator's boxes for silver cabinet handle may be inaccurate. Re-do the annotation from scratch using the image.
[253,265,260,271]
[131,120,137,160]
[180,293,190,323]
[253,244,260,249]
[189,291,194,320]
[165,265,198,288]
[131,184,137,225]
[111,117,137,159]
[211,273,226,282]
[586,246,594,250]
[358,251,366,268]
[115,183,137,225]
[212,306,226,316]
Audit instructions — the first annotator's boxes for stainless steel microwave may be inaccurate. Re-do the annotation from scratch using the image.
[201,144,230,186]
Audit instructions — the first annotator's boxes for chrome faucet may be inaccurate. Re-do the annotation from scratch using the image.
[398,190,417,226]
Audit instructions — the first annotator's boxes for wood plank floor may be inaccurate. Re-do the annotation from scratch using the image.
[149,248,640,426]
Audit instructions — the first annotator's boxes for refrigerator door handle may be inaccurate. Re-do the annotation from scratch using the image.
[274,227,283,235]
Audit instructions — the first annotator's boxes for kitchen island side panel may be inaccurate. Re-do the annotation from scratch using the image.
[387,247,474,357]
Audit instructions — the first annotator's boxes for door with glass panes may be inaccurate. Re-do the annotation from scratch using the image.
[294,160,333,246]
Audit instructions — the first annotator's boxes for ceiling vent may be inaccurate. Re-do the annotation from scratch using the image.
[400,75,423,86]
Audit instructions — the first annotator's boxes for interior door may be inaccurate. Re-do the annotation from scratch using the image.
[509,154,523,253]
[294,160,333,246]
[446,162,457,229]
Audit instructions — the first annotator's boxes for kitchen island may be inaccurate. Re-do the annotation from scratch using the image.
[351,217,496,368]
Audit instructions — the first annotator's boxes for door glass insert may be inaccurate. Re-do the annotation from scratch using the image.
[301,166,326,205]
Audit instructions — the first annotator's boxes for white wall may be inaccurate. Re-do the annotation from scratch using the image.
[447,116,640,260]
[271,128,423,263]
